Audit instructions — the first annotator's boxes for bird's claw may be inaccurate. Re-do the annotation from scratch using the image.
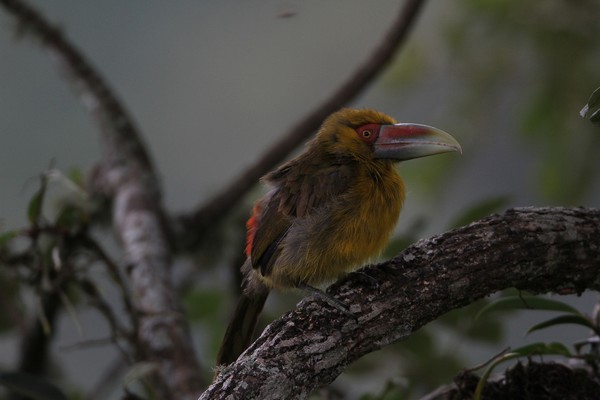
[354,271,381,293]
[297,283,352,315]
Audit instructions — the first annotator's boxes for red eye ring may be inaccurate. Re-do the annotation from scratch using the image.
[355,123,379,144]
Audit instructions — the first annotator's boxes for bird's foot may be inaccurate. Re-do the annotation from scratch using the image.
[297,283,351,315]
[354,270,381,292]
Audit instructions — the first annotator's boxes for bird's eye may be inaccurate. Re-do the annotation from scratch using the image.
[355,123,379,143]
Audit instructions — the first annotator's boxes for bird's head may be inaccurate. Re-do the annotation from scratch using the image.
[314,108,461,163]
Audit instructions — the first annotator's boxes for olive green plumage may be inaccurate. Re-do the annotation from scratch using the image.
[216,108,460,367]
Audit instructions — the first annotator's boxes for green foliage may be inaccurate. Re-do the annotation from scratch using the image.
[527,315,599,337]
[475,295,582,320]
[19,168,93,235]
[0,168,128,395]
[473,342,573,400]
[351,297,510,399]
[580,86,600,125]
[54,203,89,231]
[0,230,17,249]
[65,167,86,189]
[356,332,460,400]
[470,294,600,399]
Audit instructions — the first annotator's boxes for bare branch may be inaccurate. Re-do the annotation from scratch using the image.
[203,207,600,399]
[79,236,137,332]
[178,0,428,248]
[0,0,203,397]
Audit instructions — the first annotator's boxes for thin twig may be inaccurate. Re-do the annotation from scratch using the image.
[79,279,133,354]
[80,235,137,330]
[463,347,512,373]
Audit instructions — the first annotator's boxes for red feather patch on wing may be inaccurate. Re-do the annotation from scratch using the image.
[245,202,261,258]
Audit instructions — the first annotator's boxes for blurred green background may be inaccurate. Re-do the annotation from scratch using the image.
[1,1,599,399]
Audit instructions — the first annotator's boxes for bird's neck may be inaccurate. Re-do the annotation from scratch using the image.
[358,159,405,209]
[329,158,405,271]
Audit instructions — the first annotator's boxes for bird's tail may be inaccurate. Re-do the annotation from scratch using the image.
[216,285,269,366]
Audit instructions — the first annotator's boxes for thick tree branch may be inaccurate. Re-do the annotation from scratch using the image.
[203,207,600,399]
[178,0,428,248]
[0,1,203,398]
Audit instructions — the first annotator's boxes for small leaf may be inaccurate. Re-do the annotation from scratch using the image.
[54,204,88,229]
[47,169,87,198]
[508,341,571,358]
[475,295,581,321]
[473,351,517,400]
[66,167,86,188]
[0,372,67,400]
[590,108,600,125]
[580,86,600,126]
[527,314,597,336]
[580,87,600,116]
[473,342,572,400]
[0,230,18,248]
[542,342,574,357]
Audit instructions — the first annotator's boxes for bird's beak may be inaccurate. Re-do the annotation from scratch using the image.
[373,123,462,161]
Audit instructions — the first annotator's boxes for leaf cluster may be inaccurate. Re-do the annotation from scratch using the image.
[471,295,600,400]
[0,169,137,399]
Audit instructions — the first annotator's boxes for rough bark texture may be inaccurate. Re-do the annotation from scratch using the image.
[202,207,600,399]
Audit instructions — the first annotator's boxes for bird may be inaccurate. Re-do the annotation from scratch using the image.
[216,108,461,366]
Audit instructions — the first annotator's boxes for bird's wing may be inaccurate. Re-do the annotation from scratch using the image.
[249,155,356,277]
[268,155,357,217]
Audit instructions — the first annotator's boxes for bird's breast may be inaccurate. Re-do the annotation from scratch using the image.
[273,167,405,287]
